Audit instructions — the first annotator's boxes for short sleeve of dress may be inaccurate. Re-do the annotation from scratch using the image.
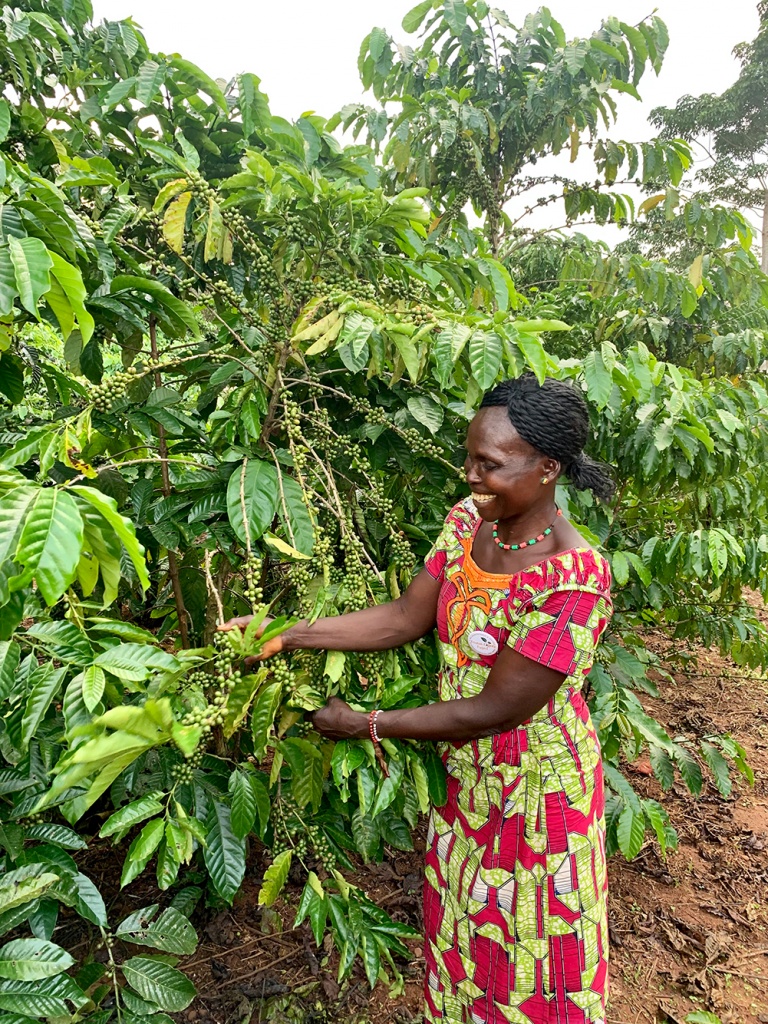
[506,587,611,678]
[424,541,448,581]
[423,499,473,581]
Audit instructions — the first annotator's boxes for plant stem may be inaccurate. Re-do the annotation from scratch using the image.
[150,314,190,648]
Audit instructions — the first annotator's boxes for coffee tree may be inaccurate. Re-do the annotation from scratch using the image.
[0,0,763,1013]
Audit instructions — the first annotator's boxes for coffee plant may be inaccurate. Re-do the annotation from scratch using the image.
[0,0,764,1014]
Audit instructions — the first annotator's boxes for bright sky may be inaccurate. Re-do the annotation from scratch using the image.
[91,0,760,235]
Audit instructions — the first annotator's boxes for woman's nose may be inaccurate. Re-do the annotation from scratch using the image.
[465,461,481,486]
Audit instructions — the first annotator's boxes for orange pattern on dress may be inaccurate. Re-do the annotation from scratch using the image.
[443,537,493,667]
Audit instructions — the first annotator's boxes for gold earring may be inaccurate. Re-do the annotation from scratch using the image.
[541,477,549,484]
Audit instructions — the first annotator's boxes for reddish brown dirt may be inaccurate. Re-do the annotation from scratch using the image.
[175,622,768,1024]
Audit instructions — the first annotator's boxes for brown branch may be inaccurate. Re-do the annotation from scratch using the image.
[150,314,190,648]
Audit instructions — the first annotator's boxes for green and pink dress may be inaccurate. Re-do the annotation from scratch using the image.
[422,498,613,1024]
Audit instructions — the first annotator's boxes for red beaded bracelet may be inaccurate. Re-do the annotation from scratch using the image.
[368,709,382,744]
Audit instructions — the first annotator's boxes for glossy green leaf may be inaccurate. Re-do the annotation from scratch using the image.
[8,237,53,316]
[228,770,257,839]
[81,665,105,712]
[203,799,245,904]
[278,475,315,556]
[0,940,74,981]
[0,868,59,918]
[121,957,196,1013]
[70,485,150,592]
[251,681,282,759]
[116,905,197,955]
[135,59,166,105]
[100,793,166,839]
[616,805,645,859]
[468,330,502,390]
[407,394,443,434]
[13,489,83,605]
[227,459,279,546]
[93,644,179,682]
[121,819,165,888]
[21,665,67,751]
[48,253,94,343]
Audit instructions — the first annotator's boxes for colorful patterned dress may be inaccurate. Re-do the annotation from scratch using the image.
[422,498,613,1024]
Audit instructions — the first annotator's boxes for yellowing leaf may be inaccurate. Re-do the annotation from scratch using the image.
[162,191,192,254]
[293,308,342,344]
[687,253,704,294]
[638,193,665,216]
[305,315,344,355]
[263,534,311,560]
[569,126,580,163]
[204,197,224,262]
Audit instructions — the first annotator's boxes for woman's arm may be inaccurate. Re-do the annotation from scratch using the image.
[283,567,441,652]
[311,645,566,742]
[220,568,442,660]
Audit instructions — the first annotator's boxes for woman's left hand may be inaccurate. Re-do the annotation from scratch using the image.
[312,697,368,740]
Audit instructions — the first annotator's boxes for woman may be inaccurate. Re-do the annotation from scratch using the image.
[223,375,615,1024]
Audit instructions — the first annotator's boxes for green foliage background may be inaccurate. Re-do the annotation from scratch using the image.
[0,0,764,1014]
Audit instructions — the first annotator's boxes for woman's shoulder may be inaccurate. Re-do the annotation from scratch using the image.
[527,546,612,596]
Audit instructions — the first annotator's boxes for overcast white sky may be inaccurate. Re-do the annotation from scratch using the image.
[90,0,761,236]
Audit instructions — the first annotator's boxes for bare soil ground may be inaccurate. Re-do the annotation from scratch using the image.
[72,619,768,1024]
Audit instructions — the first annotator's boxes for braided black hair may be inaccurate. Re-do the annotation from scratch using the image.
[479,374,616,501]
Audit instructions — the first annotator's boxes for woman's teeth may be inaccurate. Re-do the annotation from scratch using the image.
[471,493,495,505]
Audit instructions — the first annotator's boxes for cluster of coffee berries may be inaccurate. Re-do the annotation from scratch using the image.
[381,275,413,301]
[283,210,306,246]
[469,167,499,211]
[212,278,242,307]
[348,394,388,426]
[345,574,368,612]
[368,484,398,532]
[322,431,352,462]
[399,425,444,460]
[312,531,333,577]
[271,655,295,688]
[222,207,249,237]
[391,529,414,568]
[181,634,240,732]
[172,747,203,783]
[293,279,316,304]
[186,170,216,201]
[443,187,470,223]
[307,823,335,866]
[360,650,386,685]
[405,304,435,329]
[185,668,210,688]
[282,397,302,441]
[91,367,137,412]
[322,266,354,291]
[290,562,312,610]
[80,212,104,236]
[242,554,264,608]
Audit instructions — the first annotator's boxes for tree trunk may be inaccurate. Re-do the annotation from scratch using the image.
[762,189,768,274]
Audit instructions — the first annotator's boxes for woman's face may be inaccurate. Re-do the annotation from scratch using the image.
[464,407,558,523]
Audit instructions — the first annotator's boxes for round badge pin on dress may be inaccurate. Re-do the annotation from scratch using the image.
[467,630,499,657]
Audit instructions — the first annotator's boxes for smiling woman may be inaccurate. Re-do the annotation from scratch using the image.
[221,375,616,1024]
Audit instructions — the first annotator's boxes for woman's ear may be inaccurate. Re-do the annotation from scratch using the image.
[540,458,560,483]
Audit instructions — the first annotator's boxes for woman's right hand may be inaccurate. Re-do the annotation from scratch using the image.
[217,614,284,669]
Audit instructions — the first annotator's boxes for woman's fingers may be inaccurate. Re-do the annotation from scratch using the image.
[242,635,284,671]
[217,615,253,632]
